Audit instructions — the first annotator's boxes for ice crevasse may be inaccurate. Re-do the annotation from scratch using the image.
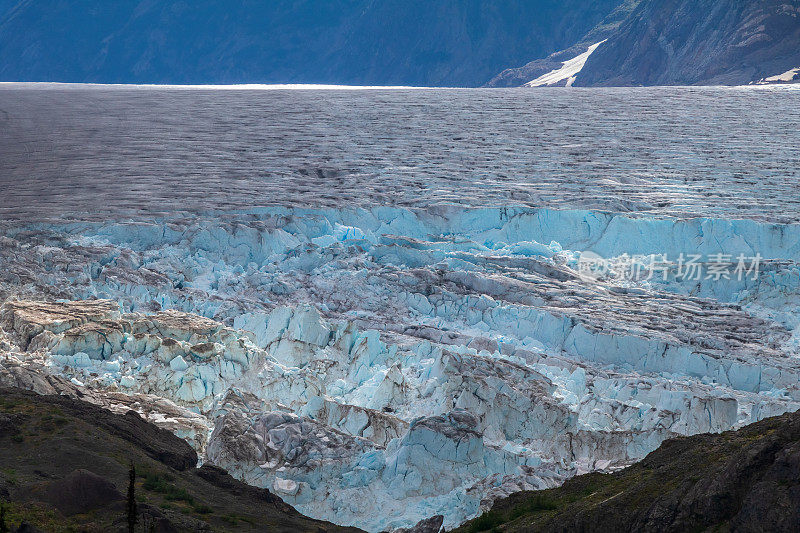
[1,205,800,531]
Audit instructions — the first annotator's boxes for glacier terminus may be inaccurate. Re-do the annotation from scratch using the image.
[2,204,800,530]
[1,85,800,531]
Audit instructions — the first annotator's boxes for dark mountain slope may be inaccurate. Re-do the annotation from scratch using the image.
[455,408,800,532]
[486,0,642,87]
[577,0,800,86]
[0,387,363,533]
[0,0,619,87]
[489,0,800,87]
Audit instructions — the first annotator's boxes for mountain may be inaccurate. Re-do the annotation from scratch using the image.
[0,386,363,533]
[2,1,798,87]
[486,0,642,87]
[0,0,619,87]
[578,0,800,86]
[489,0,800,87]
[456,408,800,532]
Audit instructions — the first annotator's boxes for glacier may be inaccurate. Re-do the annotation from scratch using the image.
[2,205,800,531]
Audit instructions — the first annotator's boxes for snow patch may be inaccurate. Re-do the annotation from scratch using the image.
[525,40,607,88]
[756,67,800,84]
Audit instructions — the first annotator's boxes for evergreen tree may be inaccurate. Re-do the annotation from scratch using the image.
[127,464,137,533]
[0,501,8,533]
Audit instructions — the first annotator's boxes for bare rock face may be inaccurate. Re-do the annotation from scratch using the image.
[488,0,800,87]
[34,469,124,516]
[576,0,800,86]
[486,0,642,87]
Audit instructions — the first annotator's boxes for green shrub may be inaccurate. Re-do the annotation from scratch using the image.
[510,494,559,519]
[141,471,195,505]
[469,510,504,532]
[193,503,213,514]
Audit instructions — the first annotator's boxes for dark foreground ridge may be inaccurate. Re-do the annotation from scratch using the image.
[456,409,800,532]
[0,387,363,533]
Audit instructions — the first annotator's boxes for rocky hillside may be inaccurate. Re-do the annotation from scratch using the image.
[0,0,618,87]
[489,0,800,87]
[578,0,800,86]
[456,408,800,532]
[0,386,363,533]
[487,0,642,87]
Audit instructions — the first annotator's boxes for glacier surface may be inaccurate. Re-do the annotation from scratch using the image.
[2,206,800,531]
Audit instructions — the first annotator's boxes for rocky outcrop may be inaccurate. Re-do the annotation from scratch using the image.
[33,469,124,517]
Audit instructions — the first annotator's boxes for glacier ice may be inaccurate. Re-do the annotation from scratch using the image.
[1,206,800,530]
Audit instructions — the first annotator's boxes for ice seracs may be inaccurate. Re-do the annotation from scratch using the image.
[1,205,800,530]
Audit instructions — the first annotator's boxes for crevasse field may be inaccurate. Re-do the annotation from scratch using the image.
[1,84,800,531]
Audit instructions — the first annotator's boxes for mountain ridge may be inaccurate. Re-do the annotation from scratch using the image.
[0,0,618,87]
[485,0,642,87]
[576,0,800,86]
[1,1,798,87]
[490,0,800,87]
